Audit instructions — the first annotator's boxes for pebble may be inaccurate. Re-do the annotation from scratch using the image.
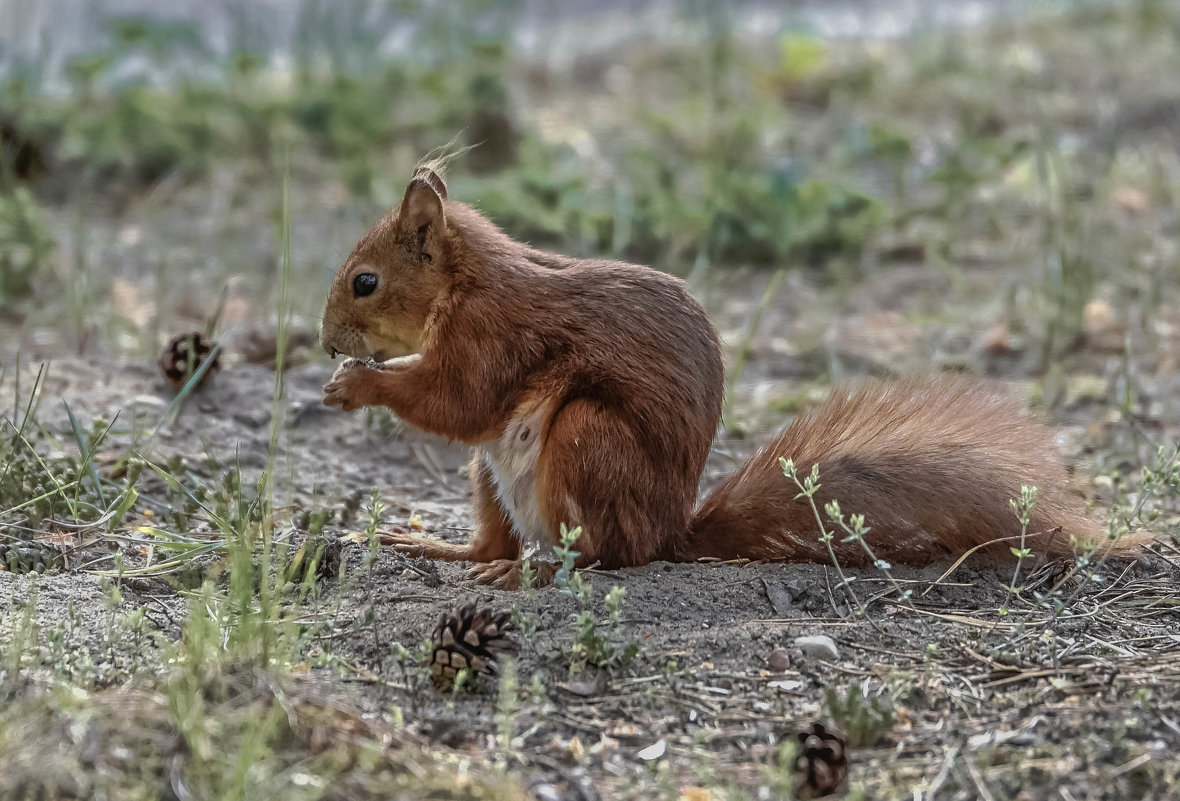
[794,634,839,661]
[233,410,271,428]
[767,647,792,671]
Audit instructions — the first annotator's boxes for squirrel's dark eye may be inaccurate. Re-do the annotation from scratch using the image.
[353,273,378,298]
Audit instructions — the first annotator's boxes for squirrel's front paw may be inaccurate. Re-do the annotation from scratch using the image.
[322,359,377,411]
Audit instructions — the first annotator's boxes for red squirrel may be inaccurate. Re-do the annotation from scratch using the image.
[320,166,1121,588]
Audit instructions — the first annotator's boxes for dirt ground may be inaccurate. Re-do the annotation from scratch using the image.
[3,254,1180,798]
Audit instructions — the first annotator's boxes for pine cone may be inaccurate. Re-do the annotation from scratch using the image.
[795,723,848,798]
[158,332,220,392]
[429,601,516,690]
[285,532,342,586]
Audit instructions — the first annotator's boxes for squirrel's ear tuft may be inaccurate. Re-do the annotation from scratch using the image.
[411,166,447,200]
[398,169,446,239]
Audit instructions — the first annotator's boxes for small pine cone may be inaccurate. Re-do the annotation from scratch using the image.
[313,534,343,581]
[429,601,516,690]
[158,332,220,392]
[285,532,342,585]
[795,723,848,799]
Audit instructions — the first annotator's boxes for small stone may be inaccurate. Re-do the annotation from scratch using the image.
[233,410,271,428]
[782,577,809,601]
[768,647,792,671]
[794,635,839,661]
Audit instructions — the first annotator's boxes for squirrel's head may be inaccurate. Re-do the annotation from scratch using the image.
[320,167,453,362]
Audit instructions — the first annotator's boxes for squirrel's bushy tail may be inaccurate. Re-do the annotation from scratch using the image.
[678,375,1128,566]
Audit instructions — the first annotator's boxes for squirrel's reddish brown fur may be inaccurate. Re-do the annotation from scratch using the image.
[320,167,1120,588]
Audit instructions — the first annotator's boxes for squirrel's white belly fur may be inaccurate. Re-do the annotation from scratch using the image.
[483,399,564,557]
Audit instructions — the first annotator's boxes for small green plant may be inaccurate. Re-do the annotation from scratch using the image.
[552,523,640,673]
[388,638,432,711]
[1,367,143,543]
[1032,129,1096,366]
[780,458,866,617]
[1001,485,1038,616]
[762,737,802,799]
[510,557,539,637]
[1022,441,1180,631]
[0,186,54,308]
[363,406,400,438]
[0,592,39,701]
[495,656,520,755]
[824,685,895,748]
[282,522,337,595]
[823,499,914,605]
[363,487,385,560]
[782,458,918,616]
[1106,441,1180,544]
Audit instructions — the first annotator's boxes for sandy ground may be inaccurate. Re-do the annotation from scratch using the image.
[3,257,1179,797]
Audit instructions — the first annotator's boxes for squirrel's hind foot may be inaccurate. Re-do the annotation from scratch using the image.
[467,559,557,590]
[378,530,473,562]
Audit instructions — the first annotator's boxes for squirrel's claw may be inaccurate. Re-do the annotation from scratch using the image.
[467,559,556,590]
[322,358,373,411]
[467,560,523,590]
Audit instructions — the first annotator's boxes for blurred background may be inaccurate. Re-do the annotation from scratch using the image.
[1,0,1178,429]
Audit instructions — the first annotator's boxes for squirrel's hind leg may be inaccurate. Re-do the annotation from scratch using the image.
[534,399,689,569]
[379,451,522,563]
[378,531,475,561]
[468,450,524,562]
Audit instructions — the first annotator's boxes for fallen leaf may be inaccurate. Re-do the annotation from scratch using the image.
[607,723,641,739]
[1083,298,1123,341]
[1112,186,1149,215]
[588,734,619,755]
[769,679,804,692]
[975,322,1015,356]
[111,278,155,327]
[558,670,609,698]
[636,739,666,761]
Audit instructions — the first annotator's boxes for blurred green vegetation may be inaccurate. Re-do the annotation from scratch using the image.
[0,186,54,307]
[0,2,887,270]
[1,0,1179,367]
